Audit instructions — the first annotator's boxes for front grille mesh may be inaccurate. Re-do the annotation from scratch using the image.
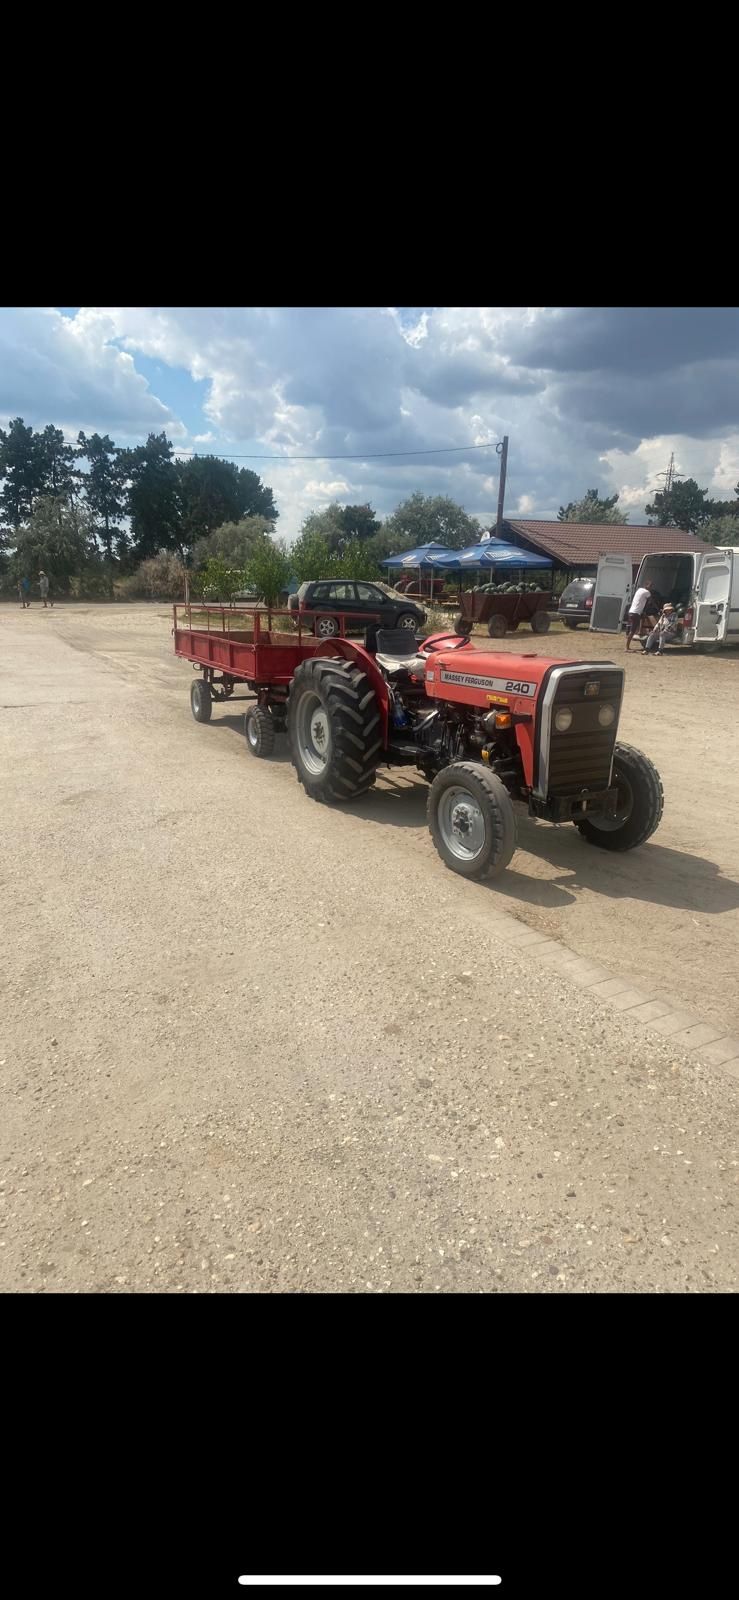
[547,671,623,796]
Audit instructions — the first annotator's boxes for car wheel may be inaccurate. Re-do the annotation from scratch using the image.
[396,612,419,630]
[315,615,339,638]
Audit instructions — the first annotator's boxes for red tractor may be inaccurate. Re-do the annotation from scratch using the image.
[286,628,664,880]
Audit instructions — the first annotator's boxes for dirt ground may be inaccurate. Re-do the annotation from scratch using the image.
[1,602,737,1294]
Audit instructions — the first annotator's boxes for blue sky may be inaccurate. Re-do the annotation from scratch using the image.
[3,306,739,540]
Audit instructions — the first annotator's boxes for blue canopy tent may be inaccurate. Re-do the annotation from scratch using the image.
[382,542,457,599]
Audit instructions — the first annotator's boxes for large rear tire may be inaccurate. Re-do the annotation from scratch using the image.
[575,743,664,852]
[531,611,551,634]
[427,762,517,880]
[487,614,508,639]
[288,656,382,803]
[190,679,212,722]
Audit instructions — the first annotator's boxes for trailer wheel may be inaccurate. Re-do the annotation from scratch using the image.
[531,612,551,634]
[244,705,275,757]
[190,678,212,723]
[454,616,473,637]
[428,762,517,880]
[487,614,508,638]
[563,618,579,630]
[288,656,382,803]
[575,743,664,852]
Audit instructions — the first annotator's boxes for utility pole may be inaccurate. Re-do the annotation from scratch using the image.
[656,451,683,497]
[495,436,509,539]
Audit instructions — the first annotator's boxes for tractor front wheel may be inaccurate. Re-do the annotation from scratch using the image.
[428,762,517,880]
[575,743,664,852]
[288,656,382,803]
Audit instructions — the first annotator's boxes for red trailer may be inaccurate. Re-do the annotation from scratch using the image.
[173,603,380,755]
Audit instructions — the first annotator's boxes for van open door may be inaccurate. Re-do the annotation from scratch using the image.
[589,553,632,632]
[694,552,731,644]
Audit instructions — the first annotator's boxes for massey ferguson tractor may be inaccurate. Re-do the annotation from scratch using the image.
[175,608,664,882]
[285,628,664,880]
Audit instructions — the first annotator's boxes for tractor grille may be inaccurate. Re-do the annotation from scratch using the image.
[545,669,623,797]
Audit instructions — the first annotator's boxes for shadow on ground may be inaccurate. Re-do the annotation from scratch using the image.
[349,774,739,917]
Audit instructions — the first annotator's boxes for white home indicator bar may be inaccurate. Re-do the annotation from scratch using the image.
[238,1581,502,1588]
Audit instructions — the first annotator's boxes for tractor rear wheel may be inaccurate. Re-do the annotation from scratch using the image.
[487,613,508,638]
[428,762,517,880]
[575,743,663,852]
[288,656,382,803]
[190,678,212,722]
[244,705,275,757]
[454,616,473,637]
[531,611,551,634]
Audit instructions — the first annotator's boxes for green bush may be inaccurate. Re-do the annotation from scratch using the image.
[116,552,187,600]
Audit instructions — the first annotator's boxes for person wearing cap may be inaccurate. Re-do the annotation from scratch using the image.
[641,602,678,655]
[625,581,659,650]
[38,570,53,607]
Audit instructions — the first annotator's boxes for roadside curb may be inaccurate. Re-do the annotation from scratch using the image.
[483,909,739,1085]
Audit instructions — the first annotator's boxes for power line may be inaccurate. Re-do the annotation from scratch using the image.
[166,441,499,462]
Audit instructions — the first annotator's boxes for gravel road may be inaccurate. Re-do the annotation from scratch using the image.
[1,604,737,1292]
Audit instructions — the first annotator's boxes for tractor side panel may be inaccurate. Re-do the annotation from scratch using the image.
[423,648,567,789]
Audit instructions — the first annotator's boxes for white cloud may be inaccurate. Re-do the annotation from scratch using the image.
[3,307,738,541]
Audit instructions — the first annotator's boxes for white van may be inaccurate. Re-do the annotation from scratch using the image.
[589,546,739,651]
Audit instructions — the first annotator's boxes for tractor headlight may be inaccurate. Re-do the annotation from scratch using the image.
[597,704,616,728]
[554,708,573,732]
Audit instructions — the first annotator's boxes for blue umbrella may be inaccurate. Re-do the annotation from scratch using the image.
[382,542,456,568]
[435,541,552,571]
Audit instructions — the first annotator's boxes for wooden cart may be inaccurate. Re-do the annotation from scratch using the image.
[454,587,553,638]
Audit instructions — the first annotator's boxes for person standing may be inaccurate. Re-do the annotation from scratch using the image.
[625,581,657,651]
[38,570,53,608]
[18,576,31,608]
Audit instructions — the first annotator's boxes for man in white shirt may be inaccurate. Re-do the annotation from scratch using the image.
[625,582,657,651]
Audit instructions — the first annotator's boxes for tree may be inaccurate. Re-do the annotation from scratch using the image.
[381,493,481,550]
[702,515,739,548]
[236,466,278,524]
[332,539,382,580]
[0,417,46,529]
[289,528,338,582]
[9,495,97,593]
[645,478,714,533]
[177,456,277,547]
[77,432,126,558]
[191,514,275,571]
[118,432,182,558]
[558,488,628,524]
[38,425,78,506]
[298,504,347,557]
[194,557,246,602]
[246,535,290,604]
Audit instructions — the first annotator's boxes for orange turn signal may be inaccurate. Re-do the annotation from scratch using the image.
[493,711,512,729]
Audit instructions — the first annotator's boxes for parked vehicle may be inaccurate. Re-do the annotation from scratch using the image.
[287,579,426,639]
[176,606,664,881]
[589,548,739,651]
[558,577,595,628]
[454,585,552,638]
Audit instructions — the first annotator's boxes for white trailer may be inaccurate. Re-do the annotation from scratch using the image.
[589,546,739,651]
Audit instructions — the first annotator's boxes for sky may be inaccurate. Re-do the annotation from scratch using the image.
[1,306,738,542]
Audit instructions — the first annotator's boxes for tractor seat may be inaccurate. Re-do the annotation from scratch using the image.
[374,627,426,677]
